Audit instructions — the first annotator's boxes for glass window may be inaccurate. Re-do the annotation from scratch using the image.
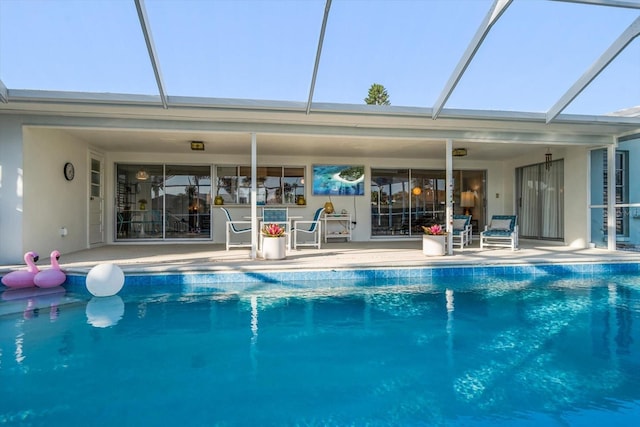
[165,165,211,238]
[284,167,305,205]
[372,168,484,237]
[590,142,640,251]
[216,166,238,205]
[90,158,101,198]
[600,151,629,236]
[216,166,305,205]
[116,164,211,240]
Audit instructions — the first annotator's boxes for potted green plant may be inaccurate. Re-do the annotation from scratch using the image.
[422,224,447,256]
[261,223,286,260]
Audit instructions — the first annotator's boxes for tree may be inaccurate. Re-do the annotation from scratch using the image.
[364,83,390,105]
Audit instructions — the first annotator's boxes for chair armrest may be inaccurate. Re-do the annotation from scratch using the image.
[293,220,318,230]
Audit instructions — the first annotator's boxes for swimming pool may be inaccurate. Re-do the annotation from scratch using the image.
[1,271,639,426]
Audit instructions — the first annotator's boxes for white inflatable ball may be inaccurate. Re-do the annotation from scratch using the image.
[86,263,124,297]
[86,296,125,328]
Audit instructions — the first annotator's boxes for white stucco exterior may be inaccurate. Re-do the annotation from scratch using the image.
[1,102,639,264]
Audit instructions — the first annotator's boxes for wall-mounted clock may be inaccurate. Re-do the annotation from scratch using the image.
[64,162,75,181]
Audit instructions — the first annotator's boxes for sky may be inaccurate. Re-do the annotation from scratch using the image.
[0,0,638,115]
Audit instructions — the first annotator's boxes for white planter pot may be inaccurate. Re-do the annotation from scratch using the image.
[423,234,446,256]
[262,236,286,260]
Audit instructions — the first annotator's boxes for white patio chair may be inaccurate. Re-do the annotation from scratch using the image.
[221,207,252,250]
[261,207,290,249]
[480,215,519,251]
[293,207,325,249]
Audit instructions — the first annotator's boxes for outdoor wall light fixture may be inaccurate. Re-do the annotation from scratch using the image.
[452,148,467,157]
[191,141,205,151]
[545,148,552,170]
[136,168,149,181]
[411,186,422,196]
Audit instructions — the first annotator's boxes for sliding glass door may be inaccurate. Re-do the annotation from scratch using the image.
[371,168,484,237]
[371,169,411,236]
[516,160,564,240]
[115,164,211,240]
[164,165,212,238]
[590,139,640,251]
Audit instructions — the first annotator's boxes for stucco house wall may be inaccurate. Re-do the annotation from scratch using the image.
[563,146,589,248]
[502,146,589,247]
[22,128,90,260]
[0,116,25,263]
[0,111,622,263]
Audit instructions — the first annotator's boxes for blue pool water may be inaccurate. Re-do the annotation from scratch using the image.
[1,272,639,426]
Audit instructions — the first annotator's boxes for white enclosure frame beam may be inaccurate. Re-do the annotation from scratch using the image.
[306,0,332,115]
[432,0,513,119]
[546,16,640,123]
[135,0,169,109]
[552,0,640,10]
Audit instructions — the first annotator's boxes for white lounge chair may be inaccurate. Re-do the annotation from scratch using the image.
[451,214,472,249]
[480,215,518,251]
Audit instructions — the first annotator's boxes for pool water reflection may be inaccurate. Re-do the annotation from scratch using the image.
[1,274,639,426]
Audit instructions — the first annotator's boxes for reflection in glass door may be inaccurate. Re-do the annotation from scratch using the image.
[371,169,447,237]
[410,170,447,235]
[371,169,409,236]
[115,164,211,240]
[371,168,485,237]
[164,165,211,239]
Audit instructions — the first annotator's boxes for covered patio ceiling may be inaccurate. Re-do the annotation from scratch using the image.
[39,127,540,160]
[1,0,639,157]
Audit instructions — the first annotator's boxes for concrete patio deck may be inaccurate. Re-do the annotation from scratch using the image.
[3,239,638,276]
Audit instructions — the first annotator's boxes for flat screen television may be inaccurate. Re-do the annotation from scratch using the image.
[312,165,365,196]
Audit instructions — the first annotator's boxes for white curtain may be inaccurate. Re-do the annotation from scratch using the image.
[541,161,564,239]
[519,164,539,237]
[519,161,564,239]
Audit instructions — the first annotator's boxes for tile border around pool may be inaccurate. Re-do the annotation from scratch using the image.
[62,261,640,288]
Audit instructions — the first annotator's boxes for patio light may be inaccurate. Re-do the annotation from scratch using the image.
[136,168,149,181]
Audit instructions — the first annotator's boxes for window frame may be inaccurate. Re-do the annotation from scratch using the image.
[216,165,306,206]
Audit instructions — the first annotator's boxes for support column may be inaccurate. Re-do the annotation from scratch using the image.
[607,142,616,251]
[251,133,258,260]
[446,139,454,255]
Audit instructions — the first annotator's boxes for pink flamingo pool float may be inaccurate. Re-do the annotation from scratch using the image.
[34,250,67,288]
[1,251,40,289]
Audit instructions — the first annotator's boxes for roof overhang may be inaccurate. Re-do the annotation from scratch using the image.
[2,89,639,144]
